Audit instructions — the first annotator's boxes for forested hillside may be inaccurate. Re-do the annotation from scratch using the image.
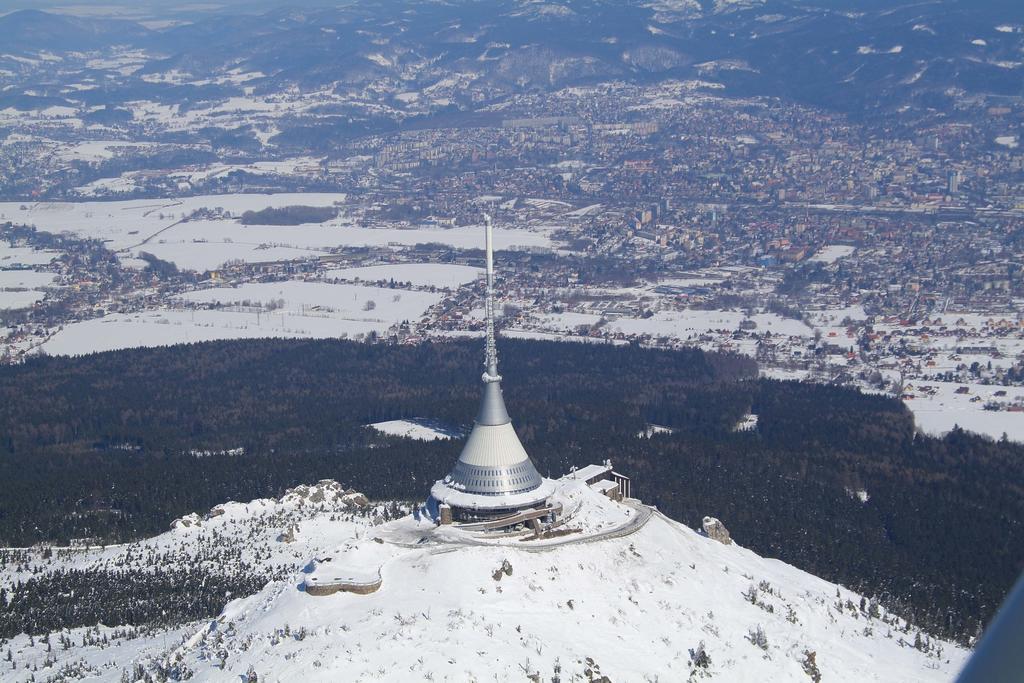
[0,338,1020,643]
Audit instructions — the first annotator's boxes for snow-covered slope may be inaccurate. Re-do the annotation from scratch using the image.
[1,482,966,682]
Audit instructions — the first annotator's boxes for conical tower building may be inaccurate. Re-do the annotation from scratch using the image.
[428,216,555,526]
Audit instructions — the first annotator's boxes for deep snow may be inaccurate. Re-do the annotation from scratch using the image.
[0,481,965,682]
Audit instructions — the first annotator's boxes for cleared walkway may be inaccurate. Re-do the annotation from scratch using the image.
[421,500,654,553]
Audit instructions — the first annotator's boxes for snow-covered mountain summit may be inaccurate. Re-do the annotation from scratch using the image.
[1,479,966,681]
[167,481,965,681]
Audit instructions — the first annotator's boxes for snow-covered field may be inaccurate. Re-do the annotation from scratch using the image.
[74,159,335,196]
[761,367,815,382]
[136,242,328,272]
[0,270,57,310]
[324,263,483,289]
[147,220,549,271]
[0,195,552,272]
[804,305,868,327]
[179,281,440,322]
[533,311,604,330]
[55,140,156,162]
[0,289,46,310]
[607,309,812,340]
[0,193,349,252]
[0,270,57,289]
[366,419,457,441]
[903,381,1024,442]
[41,281,441,356]
[0,241,60,267]
[41,310,364,355]
[503,329,627,345]
[809,245,856,264]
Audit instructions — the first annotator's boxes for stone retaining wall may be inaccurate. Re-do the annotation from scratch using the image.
[305,575,382,596]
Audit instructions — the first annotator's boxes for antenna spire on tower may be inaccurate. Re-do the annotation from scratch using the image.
[483,213,501,383]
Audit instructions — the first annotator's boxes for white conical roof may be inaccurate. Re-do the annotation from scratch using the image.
[442,388,546,496]
[458,422,530,468]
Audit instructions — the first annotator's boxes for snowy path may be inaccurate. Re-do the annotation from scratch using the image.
[383,499,654,553]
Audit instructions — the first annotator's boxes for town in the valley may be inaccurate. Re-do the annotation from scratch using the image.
[1,20,1023,444]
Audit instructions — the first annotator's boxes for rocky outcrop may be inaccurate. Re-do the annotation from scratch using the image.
[492,559,514,581]
[171,481,369,531]
[343,491,370,508]
[702,516,732,545]
[171,506,225,530]
[171,512,203,529]
[281,480,370,510]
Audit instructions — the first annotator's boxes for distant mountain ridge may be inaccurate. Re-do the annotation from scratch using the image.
[0,9,151,53]
[0,0,1022,115]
